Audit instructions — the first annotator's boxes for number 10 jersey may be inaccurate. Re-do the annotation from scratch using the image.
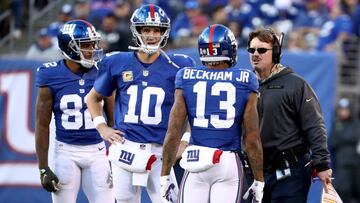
[94,52,195,144]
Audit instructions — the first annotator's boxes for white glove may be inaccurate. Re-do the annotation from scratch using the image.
[243,180,265,203]
[160,175,177,203]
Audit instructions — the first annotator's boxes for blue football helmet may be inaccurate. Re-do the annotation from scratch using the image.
[130,4,170,54]
[57,20,103,68]
[198,24,238,67]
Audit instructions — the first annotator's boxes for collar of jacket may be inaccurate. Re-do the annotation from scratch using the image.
[256,64,293,84]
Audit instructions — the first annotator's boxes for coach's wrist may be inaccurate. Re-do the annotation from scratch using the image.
[93,116,106,129]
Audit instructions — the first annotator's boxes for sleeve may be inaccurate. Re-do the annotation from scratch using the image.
[175,68,185,90]
[93,56,117,97]
[295,80,331,172]
[35,65,50,87]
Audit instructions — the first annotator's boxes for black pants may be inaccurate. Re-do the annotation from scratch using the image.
[334,164,360,203]
[262,154,312,203]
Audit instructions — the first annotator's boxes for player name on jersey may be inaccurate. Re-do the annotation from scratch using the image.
[183,68,250,83]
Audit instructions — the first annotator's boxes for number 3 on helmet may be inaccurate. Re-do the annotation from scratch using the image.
[57,20,103,68]
[130,4,170,54]
[198,24,238,67]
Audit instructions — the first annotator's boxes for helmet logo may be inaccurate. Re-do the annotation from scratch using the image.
[60,24,76,36]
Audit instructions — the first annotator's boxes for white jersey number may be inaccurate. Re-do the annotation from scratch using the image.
[124,85,165,125]
[60,94,95,129]
[193,81,235,128]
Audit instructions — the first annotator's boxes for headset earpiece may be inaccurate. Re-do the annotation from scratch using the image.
[266,28,284,64]
[272,39,281,64]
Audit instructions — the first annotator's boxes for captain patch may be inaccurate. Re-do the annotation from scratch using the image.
[122,71,133,82]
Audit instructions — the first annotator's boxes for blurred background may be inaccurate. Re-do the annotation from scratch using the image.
[0,0,359,202]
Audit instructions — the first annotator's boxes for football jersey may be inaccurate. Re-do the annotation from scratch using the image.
[176,66,258,151]
[94,51,195,144]
[36,60,102,145]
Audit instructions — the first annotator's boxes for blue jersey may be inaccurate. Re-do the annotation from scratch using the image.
[176,66,258,151]
[35,60,102,145]
[94,51,195,144]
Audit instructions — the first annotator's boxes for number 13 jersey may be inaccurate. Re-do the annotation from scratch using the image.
[176,66,259,151]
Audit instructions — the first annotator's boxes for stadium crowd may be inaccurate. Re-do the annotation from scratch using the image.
[1,0,359,55]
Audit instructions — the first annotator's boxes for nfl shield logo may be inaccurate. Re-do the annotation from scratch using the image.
[79,79,85,86]
[140,144,146,150]
[122,71,133,82]
[143,70,149,77]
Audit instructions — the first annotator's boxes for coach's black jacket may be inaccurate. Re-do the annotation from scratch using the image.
[257,66,330,172]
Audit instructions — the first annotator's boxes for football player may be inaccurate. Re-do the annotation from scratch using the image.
[86,4,195,203]
[161,24,265,203]
[35,20,114,203]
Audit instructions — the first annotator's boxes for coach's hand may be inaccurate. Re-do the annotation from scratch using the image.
[39,166,60,192]
[160,175,177,203]
[243,180,265,203]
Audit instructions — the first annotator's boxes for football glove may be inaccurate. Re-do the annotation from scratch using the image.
[243,180,265,203]
[160,175,177,203]
[39,166,60,192]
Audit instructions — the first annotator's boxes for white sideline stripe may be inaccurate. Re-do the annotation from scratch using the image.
[0,163,40,185]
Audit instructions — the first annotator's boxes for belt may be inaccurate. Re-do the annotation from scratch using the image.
[263,148,309,174]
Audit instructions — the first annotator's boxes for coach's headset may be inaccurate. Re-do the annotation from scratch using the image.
[266,28,285,64]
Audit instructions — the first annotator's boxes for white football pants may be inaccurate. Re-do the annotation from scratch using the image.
[179,151,243,203]
[52,140,114,203]
[110,139,178,203]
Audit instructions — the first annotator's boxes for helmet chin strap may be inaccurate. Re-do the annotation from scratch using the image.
[128,45,141,50]
[128,46,181,69]
[80,59,94,68]
[128,45,159,55]
[78,50,95,68]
